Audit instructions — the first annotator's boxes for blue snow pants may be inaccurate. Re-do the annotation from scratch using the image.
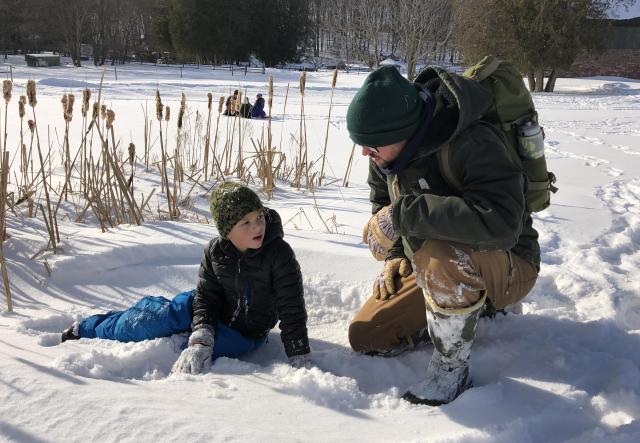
[78,290,265,359]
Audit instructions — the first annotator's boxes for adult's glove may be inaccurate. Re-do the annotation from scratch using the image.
[288,352,312,369]
[171,326,215,375]
[362,206,399,261]
[373,256,412,300]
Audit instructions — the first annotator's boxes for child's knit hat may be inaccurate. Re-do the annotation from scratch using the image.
[209,183,264,239]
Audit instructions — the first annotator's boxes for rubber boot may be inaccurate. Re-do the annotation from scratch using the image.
[364,326,431,358]
[61,322,80,343]
[403,294,485,406]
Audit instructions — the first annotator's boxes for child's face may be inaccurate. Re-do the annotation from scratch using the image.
[227,209,267,252]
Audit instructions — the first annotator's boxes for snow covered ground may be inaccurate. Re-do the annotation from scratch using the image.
[0,56,639,442]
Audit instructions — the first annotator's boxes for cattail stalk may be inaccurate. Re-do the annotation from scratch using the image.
[176,93,185,184]
[342,143,356,187]
[159,99,173,219]
[211,96,225,178]
[61,94,75,201]
[27,80,59,246]
[107,119,141,225]
[0,152,12,311]
[264,75,275,196]
[142,103,150,172]
[18,96,28,192]
[203,92,213,181]
[2,80,11,159]
[235,91,245,179]
[81,88,90,192]
[318,69,338,186]
[295,72,307,189]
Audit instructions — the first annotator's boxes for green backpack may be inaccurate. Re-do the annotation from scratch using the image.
[433,55,557,212]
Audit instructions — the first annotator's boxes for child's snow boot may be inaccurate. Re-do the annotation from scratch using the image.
[61,322,80,343]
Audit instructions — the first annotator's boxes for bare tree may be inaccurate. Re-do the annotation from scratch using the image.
[52,0,93,66]
[353,0,388,67]
[395,0,453,80]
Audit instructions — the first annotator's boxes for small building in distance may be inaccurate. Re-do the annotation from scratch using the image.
[565,17,640,79]
[25,53,61,67]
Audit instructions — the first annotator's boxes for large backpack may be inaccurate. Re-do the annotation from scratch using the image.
[427,55,557,212]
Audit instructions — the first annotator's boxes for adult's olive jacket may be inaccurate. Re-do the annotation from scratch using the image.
[368,67,540,268]
[191,209,310,357]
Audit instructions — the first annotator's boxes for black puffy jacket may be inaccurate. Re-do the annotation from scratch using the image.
[191,209,309,357]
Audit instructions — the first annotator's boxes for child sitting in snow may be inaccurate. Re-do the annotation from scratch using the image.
[250,93,266,119]
[60,183,311,374]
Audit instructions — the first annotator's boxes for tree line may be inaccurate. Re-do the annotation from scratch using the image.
[0,0,634,91]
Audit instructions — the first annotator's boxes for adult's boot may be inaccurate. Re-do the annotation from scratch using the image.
[403,295,485,406]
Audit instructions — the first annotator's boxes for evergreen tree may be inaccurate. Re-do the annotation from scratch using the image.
[166,0,309,65]
[453,0,635,92]
[250,0,311,66]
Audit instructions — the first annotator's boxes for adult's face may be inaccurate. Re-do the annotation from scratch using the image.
[361,140,407,168]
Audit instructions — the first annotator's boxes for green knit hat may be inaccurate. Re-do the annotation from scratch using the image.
[347,65,426,147]
[209,183,264,239]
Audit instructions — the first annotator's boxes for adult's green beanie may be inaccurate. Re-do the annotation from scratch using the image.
[347,65,426,147]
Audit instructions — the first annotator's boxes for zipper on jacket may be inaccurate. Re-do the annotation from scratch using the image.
[230,254,245,325]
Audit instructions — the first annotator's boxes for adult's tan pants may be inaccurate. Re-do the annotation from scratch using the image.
[349,240,538,353]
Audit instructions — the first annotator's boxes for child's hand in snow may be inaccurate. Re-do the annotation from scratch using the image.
[171,327,215,375]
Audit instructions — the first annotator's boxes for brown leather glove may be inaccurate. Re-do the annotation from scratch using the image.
[373,256,413,300]
[362,206,399,261]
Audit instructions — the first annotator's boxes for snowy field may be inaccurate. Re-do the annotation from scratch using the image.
[0,56,639,442]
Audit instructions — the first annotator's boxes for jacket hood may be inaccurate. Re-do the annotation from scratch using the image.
[413,67,493,155]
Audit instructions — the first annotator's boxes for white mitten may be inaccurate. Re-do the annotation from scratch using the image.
[171,327,215,375]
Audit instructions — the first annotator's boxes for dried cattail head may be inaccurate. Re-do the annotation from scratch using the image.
[331,69,338,88]
[92,102,99,121]
[299,72,306,96]
[207,92,212,110]
[27,80,37,107]
[164,106,170,122]
[28,119,35,133]
[61,94,68,118]
[218,96,224,113]
[82,88,91,117]
[128,142,135,165]
[106,109,115,129]
[3,80,12,104]
[18,95,26,118]
[235,91,243,113]
[155,90,163,121]
[268,75,273,109]
[61,94,71,122]
[178,93,186,129]
[66,94,75,122]
[101,104,107,120]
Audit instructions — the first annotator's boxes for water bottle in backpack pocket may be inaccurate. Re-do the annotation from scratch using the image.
[516,119,556,212]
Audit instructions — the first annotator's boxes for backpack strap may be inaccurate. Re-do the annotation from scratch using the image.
[437,143,464,194]
[436,122,521,195]
[468,56,501,82]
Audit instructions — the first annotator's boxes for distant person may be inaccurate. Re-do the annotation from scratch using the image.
[59,183,311,374]
[239,96,252,118]
[250,93,266,119]
[224,90,239,116]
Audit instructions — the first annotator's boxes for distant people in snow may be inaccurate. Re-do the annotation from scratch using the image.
[250,93,266,119]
